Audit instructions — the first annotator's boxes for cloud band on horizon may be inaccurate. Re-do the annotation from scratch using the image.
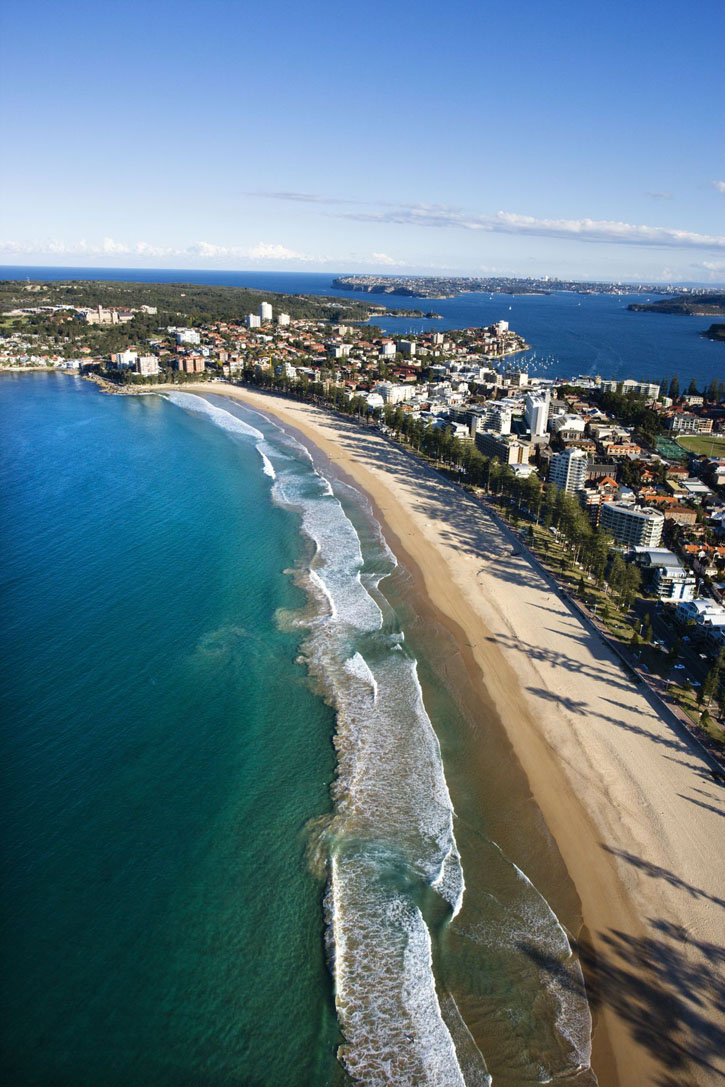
[251,191,725,251]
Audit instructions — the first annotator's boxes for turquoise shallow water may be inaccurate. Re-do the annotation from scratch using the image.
[0,375,340,1085]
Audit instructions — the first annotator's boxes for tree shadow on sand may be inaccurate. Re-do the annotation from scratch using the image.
[521,902,725,1086]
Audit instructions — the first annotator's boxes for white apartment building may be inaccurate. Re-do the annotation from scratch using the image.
[525,390,550,436]
[550,413,586,436]
[548,447,588,493]
[600,379,661,399]
[329,343,352,359]
[174,328,201,345]
[380,341,396,358]
[246,314,261,329]
[667,414,713,435]
[397,340,416,357]
[375,381,415,405]
[259,302,273,322]
[600,503,664,547]
[112,349,138,370]
[483,403,512,435]
[629,548,696,602]
[277,313,290,326]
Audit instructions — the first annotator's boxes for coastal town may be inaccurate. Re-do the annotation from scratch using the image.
[3,284,725,753]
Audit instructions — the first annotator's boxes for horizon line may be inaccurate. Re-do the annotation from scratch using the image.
[0,263,722,290]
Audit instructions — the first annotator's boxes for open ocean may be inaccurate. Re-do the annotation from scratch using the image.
[1,374,596,1085]
[1,265,723,389]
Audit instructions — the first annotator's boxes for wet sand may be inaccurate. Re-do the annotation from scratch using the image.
[180,386,725,1086]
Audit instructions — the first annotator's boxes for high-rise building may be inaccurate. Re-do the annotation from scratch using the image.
[246,314,261,329]
[600,503,664,547]
[525,390,550,436]
[397,340,416,357]
[112,349,138,370]
[277,313,290,326]
[483,403,512,435]
[548,448,588,493]
[259,302,273,322]
[136,355,159,376]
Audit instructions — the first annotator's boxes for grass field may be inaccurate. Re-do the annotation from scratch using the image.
[676,433,725,456]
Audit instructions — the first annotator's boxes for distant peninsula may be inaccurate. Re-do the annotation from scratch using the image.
[627,292,725,317]
[702,322,725,342]
[333,274,713,300]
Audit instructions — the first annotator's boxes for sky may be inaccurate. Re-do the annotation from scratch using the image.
[1,0,724,283]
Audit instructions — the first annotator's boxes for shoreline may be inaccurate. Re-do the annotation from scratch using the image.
[157,385,723,1084]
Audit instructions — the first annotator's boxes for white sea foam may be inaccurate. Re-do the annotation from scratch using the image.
[258,430,473,1083]
[257,444,276,479]
[329,852,467,1087]
[271,467,383,635]
[163,392,264,440]
[344,652,378,703]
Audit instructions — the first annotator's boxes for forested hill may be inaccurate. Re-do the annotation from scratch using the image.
[628,293,725,316]
[0,280,383,324]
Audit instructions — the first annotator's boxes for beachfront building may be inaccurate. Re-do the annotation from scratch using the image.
[475,432,530,466]
[628,548,696,602]
[374,381,415,405]
[112,349,138,370]
[178,356,205,374]
[525,391,550,436]
[259,302,273,322]
[136,355,160,376]
[548,448,588,494]
[600,502,664,548]
[675,598,725,647]
[600,378,661,399]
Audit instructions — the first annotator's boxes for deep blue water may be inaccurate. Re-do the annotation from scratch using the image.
[1,265,723,388]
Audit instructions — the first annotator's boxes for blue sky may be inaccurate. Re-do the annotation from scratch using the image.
[1,0,724,282]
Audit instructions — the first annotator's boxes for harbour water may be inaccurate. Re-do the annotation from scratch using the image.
[1,374,596,1085]
[1,265,722,389]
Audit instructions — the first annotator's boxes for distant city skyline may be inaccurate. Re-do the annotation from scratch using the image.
[1,0,723,283]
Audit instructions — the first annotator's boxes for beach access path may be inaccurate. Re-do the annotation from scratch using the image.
[180,385,725,1087]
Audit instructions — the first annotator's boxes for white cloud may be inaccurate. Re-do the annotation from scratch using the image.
[712,181,725,194]
[645,191,672,200]
[370,252,401,266]
[341,204,725,250]
[0,237,325,264]
[692,259,725,282]
[247,242,315,262]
